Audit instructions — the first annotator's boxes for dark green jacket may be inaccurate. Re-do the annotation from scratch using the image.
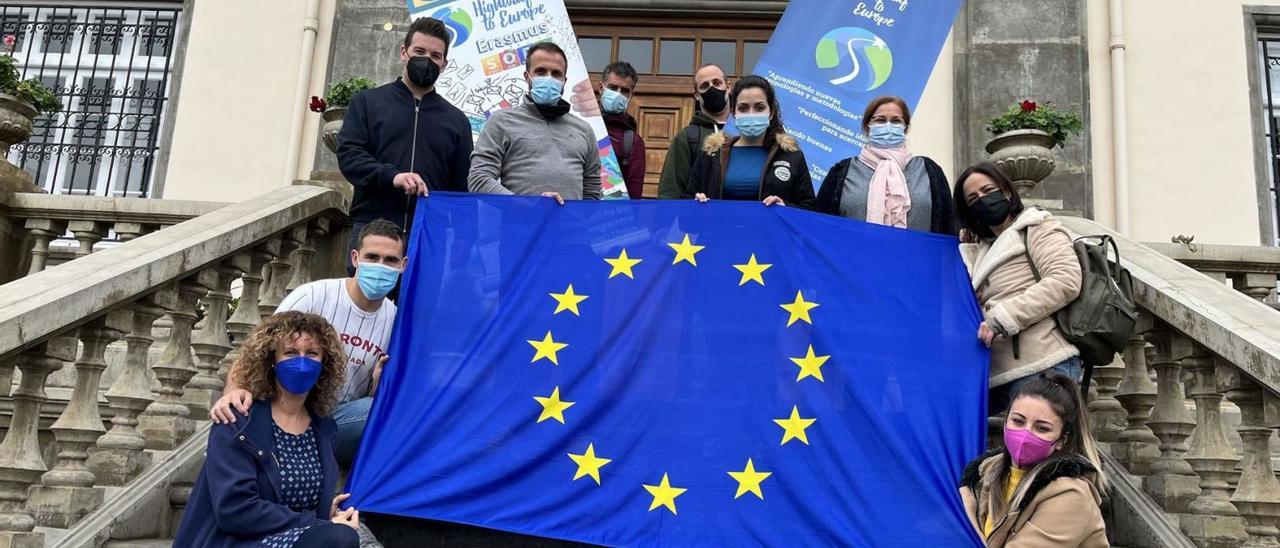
[657,111,727,199]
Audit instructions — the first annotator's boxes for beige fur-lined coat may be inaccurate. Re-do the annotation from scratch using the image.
[959,207,1082,388]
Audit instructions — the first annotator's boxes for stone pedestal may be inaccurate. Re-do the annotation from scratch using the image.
[1178,513,1249,548]
[26,483,101,529]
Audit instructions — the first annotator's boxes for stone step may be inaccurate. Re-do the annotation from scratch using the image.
[103,539,172,548]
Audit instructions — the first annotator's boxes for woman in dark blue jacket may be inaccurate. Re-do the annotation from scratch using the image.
[175,312,359,548]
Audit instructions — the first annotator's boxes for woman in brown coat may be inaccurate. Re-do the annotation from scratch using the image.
[959,374,1108,547]
[954,162,1083,411]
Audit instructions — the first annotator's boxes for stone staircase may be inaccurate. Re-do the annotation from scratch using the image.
[3,162,1280,546]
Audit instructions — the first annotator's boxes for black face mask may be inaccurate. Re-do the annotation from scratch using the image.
[407,56,440,89]
[970,192,1013,227]
[699,87,727,114]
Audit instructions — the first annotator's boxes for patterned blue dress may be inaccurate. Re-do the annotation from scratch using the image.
[260,423,323,548]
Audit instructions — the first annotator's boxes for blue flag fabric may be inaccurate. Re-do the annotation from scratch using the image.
[347,194,987,547]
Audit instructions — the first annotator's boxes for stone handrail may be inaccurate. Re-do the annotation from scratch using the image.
[0,183,348,544]
[1146,242,1280,306]
[1060,216,1280,547]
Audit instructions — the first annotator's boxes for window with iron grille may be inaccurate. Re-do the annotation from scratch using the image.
[0,3,182,198]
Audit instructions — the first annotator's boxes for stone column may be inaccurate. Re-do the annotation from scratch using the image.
[141,271,215,449]
[1223,371,1280,547]
[87,288,177,486]
[1088,354,1127,443]
[184,259,244,417]
[223,247,274,384]
[27,312,128,528]
[259,233,301,317]
[1177,342,1247,545]
[1143,324,1200,513]
[23,218,67,275]
[286,224,316,292]
[67,220,108,258]
[0,337,75,546]
[1114,315,1160,475]
[1231,272,1279,304]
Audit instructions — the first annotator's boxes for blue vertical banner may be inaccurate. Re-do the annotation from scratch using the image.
[754,0,963,185]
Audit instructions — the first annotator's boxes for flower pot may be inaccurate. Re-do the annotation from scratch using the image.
[984,129,1056,194]
[0,92,37,157]
[321,106,347,154]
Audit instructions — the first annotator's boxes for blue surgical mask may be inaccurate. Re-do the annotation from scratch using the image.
[529,76,565,106]
[736,114,770,139]
[601,88,628,114]
[355,262,400,301]
[868,123,907,148]
[276,356,322,395]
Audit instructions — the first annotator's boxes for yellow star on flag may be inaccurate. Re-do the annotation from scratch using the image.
[780,290,820,327]
[527,331,568,365]
[667,234,706,266]
[605,249,643,279]
[790,345,831,382]
[567,443,612,485]
[643,473,687,515]
[533,386,575,424]
[774,405,817,445]
[549,284,589,316]
[727,458,772,500]
[733,254,773,286]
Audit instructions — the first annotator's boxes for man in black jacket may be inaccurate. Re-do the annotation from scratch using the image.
[337,16,472,265]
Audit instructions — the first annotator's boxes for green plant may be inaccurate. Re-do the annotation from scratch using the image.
[0,53,62,114]
[986,100,1082,149]
[324,77,377,108]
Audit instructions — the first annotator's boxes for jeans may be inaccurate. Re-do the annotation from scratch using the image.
[988,356,1083,414]
[333,397,373,467]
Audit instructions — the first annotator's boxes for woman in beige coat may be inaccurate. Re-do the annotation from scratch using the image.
[959,374,1108,547]
[954,162,1083,411]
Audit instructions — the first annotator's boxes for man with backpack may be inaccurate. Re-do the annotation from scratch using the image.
[657,63,734,199]
[601,61,647,199]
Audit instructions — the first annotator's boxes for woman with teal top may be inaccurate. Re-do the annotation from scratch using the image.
[686,75,815,209]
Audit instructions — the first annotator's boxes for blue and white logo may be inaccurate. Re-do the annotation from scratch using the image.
[814,27,893,91]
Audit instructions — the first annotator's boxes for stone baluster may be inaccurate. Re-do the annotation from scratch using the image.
[111,221,154,243]
[0,337,75,545]
[1114,313,1161,475]
[1143,323,1201,513]
[287,221,322,292]
[259,232,301,317]
[141,271,216,449]
[224,246,275,383]
[1177,341,1247,545]
[184,259,245,417]
[24,218,67,275]
[1222,370,1280,546]
[27,312,129,527]
[67,220,108,257]
[86,287,178,486]
[1231,272,1279,304]
[1088,353,1127,443]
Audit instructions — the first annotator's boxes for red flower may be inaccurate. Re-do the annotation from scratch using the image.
[1020,100,1037,112]
[308,95,326,113]
[2,35,15,51]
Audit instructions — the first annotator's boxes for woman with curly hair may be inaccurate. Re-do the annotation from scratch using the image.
[175,311,359,548]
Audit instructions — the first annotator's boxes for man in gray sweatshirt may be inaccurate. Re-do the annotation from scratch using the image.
[468,42,602,202]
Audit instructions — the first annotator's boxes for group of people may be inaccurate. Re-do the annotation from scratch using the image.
[174,15,1109,548]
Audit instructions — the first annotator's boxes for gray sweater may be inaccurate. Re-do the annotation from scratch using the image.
[467,100,602,200]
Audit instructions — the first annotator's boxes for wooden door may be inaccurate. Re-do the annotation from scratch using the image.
[632,95,693,199]
[572,14,777,198]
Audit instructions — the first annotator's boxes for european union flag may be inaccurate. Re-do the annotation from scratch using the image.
[347,194,987,546]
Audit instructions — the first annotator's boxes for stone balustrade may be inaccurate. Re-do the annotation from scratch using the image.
[0,184,348,545]
[1063,217,1280,547]
[1147,241,1280,310]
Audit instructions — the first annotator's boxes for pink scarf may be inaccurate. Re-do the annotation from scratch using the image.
[858,145,913,228]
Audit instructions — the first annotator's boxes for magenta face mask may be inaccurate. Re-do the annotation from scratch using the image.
[1003,428,1057,468]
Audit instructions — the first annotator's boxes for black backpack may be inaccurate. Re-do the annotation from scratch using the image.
[1022,230,1138,396]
